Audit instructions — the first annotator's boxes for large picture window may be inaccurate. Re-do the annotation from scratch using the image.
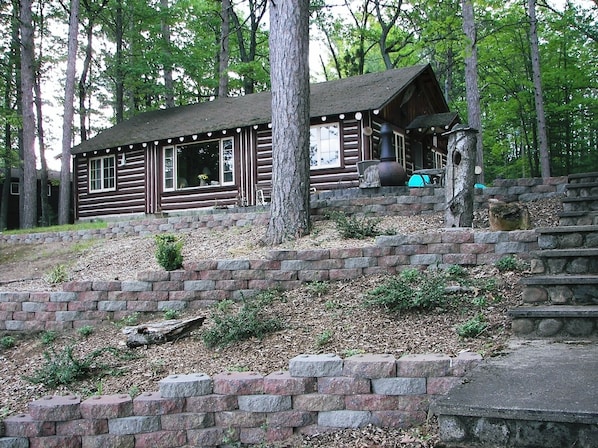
[310,123,340,169]
[163,137,234,191]
[89,155,115,192]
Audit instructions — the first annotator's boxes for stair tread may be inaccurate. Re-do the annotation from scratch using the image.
[520,274,598,285]
[535,224,598,233]
[509,305,598,317]
[432,341,598,424]
[531,247,598,257]
[568,171,598,180]
[566,181,598,188]
[562,195,598,202]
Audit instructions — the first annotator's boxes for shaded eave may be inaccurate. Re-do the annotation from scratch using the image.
[406,112,460,135]
[72,64,433,155]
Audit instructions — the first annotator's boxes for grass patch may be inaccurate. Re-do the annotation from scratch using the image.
[3,221,107,235]
[0,336,16,349]
[457,314,488,338]
[325,211,383,239]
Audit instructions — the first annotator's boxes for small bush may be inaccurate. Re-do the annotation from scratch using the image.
[163,309,181,320]
[457,314,488,338]
[365,268,447,312]
[24,345,133,388]
[77,325,94,338]
[495,255,524,272]
[1,336,16,349]
[40,330,58,345]
[316,329,334,347]
[326,211,382,239]
[155,234,184,271]
[202,293,284,348]
[44,264,69,284]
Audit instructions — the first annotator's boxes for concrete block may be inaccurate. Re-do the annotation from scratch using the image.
[397,353,451,377]
[132,392,184,415]
[187,427,232,447]
[185,394,238,412]
[267,411,317,428]
[318,410,371,428]
[0,438,29,448]
[160,412,214,430]
[133,430,186,448]
[217,260,250,270]
[264,371,316,395]
[80,395,133,419]
[214,411,266,428]
[213,371,264,395]
[3,414,55,437]
[183,280,216,291]
[292,394,344,412]
[159,373,212,398]
[81,434,135,448]
[29,395,81,422]
[289,354,343,377]
[344,394,399,411]
[317,377,370,395]
[371,378,426,395]
[49,292,77,303]
[371,410,426,428]
[55,419,108,436]
[237,395,292,412]
[107,416,160,435]
[438,415,467,442]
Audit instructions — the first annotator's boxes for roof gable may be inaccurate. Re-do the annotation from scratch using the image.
[72,64,436,154]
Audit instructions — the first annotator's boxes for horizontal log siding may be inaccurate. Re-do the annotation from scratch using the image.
[76,150,146,219]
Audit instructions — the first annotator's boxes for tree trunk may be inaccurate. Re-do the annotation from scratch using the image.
[122,316,206,348]
[461,0,484,184]
[59,0,79,225]
[265,0,311,245]
[444,125,477,228]
[34,74,50,227]
[161,0,175,107]
[115,0,124,123]
[528,0,550,178]
[218,0,230,98]
[19,0,37,229]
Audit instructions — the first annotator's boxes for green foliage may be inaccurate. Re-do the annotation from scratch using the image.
[24,345,134,388]
[364,268,447,312]
[128,385,141,398]
[77,325,94,338]
[154,234,184,271]
[44,264,68,284]
[495,255,525,272]
[343,348,365,358]
[3,221,107,236]
[202,293,284,348]
[116,313,140,328]
[315,329,334,347]
[457,314,488,338]
[40,331,58,345]
[163,309,181,320]
[325,211,382,239]
[305,281,330,297]
[0,336,16,349]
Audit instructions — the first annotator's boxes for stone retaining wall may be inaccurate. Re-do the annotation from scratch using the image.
[0,228,538,332]
[0,176,567,246]
[0,352,482,448]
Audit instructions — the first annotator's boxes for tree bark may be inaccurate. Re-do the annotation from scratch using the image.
[122,316,206,348]
[528,0,550,178]
[265,0,311,245]
[19,0,37,229]
[218,0,230,98]
[59,0,80,225]
[161,0,175,107]
[461,0,484,184]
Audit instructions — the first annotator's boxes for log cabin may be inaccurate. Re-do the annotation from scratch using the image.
[71,64,459,221]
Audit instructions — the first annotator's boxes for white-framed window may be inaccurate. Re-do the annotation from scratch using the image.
[89,155,116,192]
[163,137,235,191]
[393,131,406,168]
[310,123,340,169]
[10,182,19,195]
[433,148,446,169]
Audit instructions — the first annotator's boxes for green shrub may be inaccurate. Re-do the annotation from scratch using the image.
[202,293,284,348]
[44,264,68,284]
[77,325,94,338]
[155,234,184,271]
[0,336,16,349]
[495,255,523,272]
[365,268,447,312]
[325,211,382,239]
[163,309,181,320]
[40,330,58,345]
[24,345,133,388]
[305,281,330,297]
[457,314,488,338]
[316,329,334,347]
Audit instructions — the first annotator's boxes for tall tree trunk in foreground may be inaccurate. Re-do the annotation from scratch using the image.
[19,0,37,229]
[161,0,175,107]
[218,0,230,98]
[461,0,484,184]
[265,0,311,245]
[59,0,80,225]
[528,0,550,178]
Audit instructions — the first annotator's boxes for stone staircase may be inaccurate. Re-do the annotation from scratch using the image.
[432,172,598,447]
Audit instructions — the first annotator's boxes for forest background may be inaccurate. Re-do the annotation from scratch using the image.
[0,0,597,230]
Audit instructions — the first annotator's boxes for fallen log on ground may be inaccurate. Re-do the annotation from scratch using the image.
[122,315,206,348]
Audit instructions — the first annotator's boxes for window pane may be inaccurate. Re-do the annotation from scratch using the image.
[103,157,115,189]
[177,140,220,187]
[310,124,340,169]
[222,138,234,184]
[164,147,174,190]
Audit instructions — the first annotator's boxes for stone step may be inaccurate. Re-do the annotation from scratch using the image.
[562,195,598,213]
[509,305,598,338]
[565,181,598,198]
[521,275,598,305]
[433,341,598,447]
[567,171,598,185]
[530,248,598,275]
[559,211,598,226]
[536,225,598,250]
